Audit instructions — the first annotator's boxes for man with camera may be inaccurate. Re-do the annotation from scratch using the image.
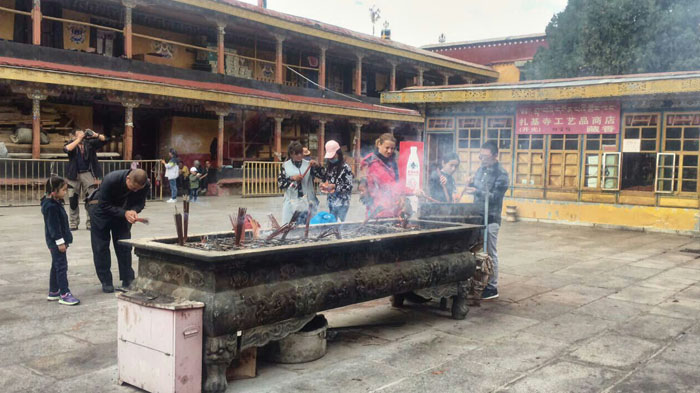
[63,128,107,230]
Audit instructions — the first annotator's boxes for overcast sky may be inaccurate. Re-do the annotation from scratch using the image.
[240,0,568,47]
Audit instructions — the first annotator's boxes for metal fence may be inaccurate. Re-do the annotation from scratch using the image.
[242,161,283,197]
[0,159,163,207]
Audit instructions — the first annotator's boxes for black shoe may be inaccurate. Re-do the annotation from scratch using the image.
[116,280,133,292]
[102,283,115,293]
[481,287,499,300]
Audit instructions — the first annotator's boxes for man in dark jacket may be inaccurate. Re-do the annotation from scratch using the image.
[63,128,107,230]
[89,168,150,293]
[465,141,509,300]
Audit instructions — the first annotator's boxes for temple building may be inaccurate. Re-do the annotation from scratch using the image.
[422,33,548,83]
[0,0,497,171]
[382,71,700,233]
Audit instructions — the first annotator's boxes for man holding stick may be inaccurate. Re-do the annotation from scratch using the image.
[88,168,150,293]
[462,141,509,300]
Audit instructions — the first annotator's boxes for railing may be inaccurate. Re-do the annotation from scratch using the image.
[242,161,283,197]
[0,159,163,207]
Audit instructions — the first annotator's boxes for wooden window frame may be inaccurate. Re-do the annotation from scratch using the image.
[582,134,618,191]
[663,112,700,195]
[547,134,580,190]
[485,116,514,182]
[602,152,621,191]
[514,134,545,188]
[655,153,676,193]
[426,117,455,131]
[456,116,483,182]
[620,113,661,195]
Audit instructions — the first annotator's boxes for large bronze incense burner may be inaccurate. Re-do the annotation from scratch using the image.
[124,219,481,393]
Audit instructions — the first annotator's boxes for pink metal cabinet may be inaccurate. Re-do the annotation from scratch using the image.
[117,292,205,393]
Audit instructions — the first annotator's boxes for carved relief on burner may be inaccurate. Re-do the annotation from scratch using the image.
[240,314,315,351]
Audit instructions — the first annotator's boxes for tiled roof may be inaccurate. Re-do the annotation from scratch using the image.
[0,56,420,117]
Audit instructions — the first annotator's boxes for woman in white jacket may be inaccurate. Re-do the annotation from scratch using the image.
[161,149,180,203]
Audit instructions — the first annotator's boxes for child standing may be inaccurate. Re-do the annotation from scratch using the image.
[41,176,80,305]
[188,167,203,202]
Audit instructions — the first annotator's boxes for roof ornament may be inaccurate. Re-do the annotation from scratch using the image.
[439,33,446,43]
[369,5,381,36]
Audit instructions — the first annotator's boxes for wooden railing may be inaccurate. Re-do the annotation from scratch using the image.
[0,159,163,206]
[241,161,282,197]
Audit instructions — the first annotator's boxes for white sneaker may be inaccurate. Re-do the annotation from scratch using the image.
[166,198,176,203]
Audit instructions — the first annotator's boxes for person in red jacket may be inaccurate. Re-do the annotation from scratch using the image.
[359,133,421,218]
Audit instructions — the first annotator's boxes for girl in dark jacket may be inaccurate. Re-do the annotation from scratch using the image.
[319,140,354,221]
[428,152,460,203]
[41,177,80,305]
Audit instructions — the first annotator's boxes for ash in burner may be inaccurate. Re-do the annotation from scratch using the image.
[183,222,420,252]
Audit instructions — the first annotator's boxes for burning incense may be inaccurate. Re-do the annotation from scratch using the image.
[174,207,184,246]
[304,204,313,239]
[183,197,190,241]
[234,207,247,246]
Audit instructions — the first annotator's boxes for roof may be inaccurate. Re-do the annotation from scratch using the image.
[0,57,422,123]
[421,33,547,50]
[422,33,547,66]
[381,70,700,104]
[172,0,498,78]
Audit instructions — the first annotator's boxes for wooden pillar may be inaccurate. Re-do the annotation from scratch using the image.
[390,62,397,91]
[417,67,424,87]
[123,103,138,160]
[217,22,226,74]
[273,116,284,161]
[31,0,41,45]
[316,119,326,162]
[354,54,363,96]
[318,46,327,89]
[275,35,285,85]
[123,0,135,59]
[29,93,46,159]
[443,73,450,85]
[216,112,227,168]
[352,122,362,174]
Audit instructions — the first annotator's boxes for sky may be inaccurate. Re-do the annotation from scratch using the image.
[239,0,569,47]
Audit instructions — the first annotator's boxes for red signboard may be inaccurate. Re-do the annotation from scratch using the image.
[516,102,620,135]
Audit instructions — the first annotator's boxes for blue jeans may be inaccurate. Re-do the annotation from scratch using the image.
[49,247,70,295]
[189,188,198,201]
[330,205,349,222]
[169,179,177,200]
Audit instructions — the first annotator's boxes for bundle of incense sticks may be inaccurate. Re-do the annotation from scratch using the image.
[234,207,247,246]
[438,170,451,202]
[183,198,190,241]
[174,207,184,246]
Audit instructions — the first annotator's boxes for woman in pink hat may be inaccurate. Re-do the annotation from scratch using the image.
[318,140,353,221]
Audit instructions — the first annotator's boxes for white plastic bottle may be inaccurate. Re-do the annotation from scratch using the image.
[405,146,420,192]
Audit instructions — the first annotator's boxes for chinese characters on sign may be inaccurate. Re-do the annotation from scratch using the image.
[516,102,620,135]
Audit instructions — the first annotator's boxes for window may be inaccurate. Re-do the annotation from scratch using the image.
[547,134,580,189]
[515,134,544,187]
[655,153,676,193]
[583,134,618,189]
[456,117,483,180]
[664,113,700,194]
[485,117,513,179]
[621,113,660,191]
[602,153,621,190]
[427,117,454,131]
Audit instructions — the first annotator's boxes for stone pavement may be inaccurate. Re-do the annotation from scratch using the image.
[1,195,699,393]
